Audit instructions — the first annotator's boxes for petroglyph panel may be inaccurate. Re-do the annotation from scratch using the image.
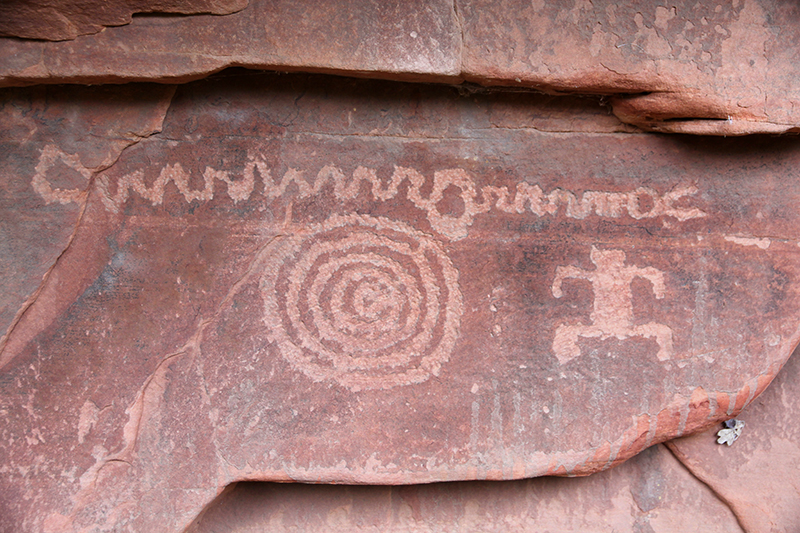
[3,73,800,532]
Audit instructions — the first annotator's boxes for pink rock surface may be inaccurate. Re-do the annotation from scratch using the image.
[667,346,800,532]
[0,84,175,357]
[0,0,247,41]
[188,444,743,532]
[1,72,799,531]
[0,0,461,85]
[459,0,800,135]
[1,0,799,134]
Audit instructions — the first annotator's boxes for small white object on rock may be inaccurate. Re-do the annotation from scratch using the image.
[716,419,745,446]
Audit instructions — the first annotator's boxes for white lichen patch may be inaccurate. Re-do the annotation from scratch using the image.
[723,235,770,249]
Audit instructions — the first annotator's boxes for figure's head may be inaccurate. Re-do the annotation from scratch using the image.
[590,246,625,267]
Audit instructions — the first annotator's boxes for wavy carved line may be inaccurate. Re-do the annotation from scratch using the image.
[79,152,707,241]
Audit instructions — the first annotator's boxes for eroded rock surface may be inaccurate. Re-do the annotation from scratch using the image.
[0,84,175,359]
[667,344,800,532]
[188,444,743,532]
[1,72,799,532]
[0,0,461,85]
[460,0,800,134]
[1,0,799,134]
[0,0,247,41]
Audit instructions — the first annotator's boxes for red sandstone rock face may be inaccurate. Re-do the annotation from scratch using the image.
[0,84,175,360]
[1,0,799,134]
[1,72,799,531]
[667,342,800,532]
[459,0,800,135]
[0,0,247,41]
[188,444,743,532]
[0,0,462,85]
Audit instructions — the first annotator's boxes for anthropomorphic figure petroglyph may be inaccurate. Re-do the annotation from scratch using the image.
[551,246,673,364]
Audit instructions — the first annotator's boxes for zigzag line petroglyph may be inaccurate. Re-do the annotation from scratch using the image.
[33,146,707,241]
[31,145,93,205]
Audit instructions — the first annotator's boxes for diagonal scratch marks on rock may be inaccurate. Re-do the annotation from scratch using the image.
[206,232,288,327]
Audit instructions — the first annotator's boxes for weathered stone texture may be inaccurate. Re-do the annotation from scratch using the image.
[1,72,798,531]
[667,343,800,532]
[0,0,247,41]
[189,444,743,532]
[1,0,799,134]
[0,84,175,360]
[0,0,461,85]
[459,0,800,134]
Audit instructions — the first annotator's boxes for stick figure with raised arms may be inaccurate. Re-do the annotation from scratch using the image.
[551,246,673,364]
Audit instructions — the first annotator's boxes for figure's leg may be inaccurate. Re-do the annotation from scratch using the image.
[553,324,583,365]
[634,323,674,361]
[653,324,674,361]
[553,323,604,365]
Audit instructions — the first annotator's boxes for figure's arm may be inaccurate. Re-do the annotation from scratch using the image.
[638,267,666,298]
[552,266,591,298]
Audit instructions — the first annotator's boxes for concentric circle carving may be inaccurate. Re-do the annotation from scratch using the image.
[261,214,462,390]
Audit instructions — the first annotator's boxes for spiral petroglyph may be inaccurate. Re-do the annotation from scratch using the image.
[261,214,462,391]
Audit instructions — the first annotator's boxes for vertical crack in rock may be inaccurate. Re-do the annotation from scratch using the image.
[453,0,465,73]
[0,85,178,372]
[664,441,749,532]
[89,84,178,172]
